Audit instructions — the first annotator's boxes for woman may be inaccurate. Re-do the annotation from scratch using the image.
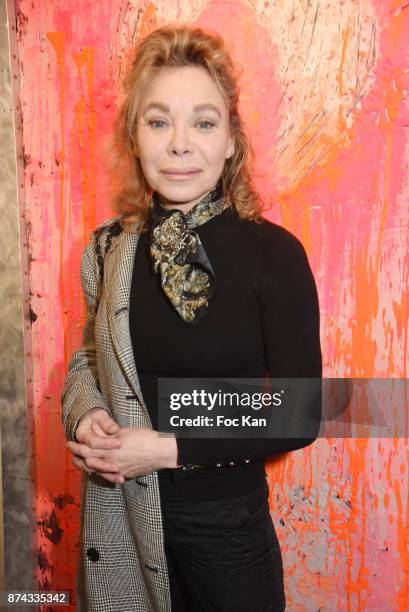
[62,24,322,612]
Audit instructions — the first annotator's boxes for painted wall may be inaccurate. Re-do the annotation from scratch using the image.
[1,0,35,593]
[11,0,409,609]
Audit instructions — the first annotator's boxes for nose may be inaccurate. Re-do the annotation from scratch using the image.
[167,124,192,156]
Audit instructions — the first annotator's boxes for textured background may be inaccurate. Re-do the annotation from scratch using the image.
[6,0,409,609]
[1,0,34,594]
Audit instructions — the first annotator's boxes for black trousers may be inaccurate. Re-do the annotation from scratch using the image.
[161,479,286,612]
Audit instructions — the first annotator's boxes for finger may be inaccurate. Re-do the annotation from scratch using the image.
[67,440,118,457]
[86,433,122,450]
[67,441,105,457]
[91,420,109,437]
[84,457,121,473]
[72,454,122,481]
[94,413,120,435]
[76,421,121,449]
[72,455,93,474]
[76,426,121,450]
[88,421,122,448]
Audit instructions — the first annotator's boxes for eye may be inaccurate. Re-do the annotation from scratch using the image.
[148,119,167,129]
[147,118,216,129]
[197,120,215,129]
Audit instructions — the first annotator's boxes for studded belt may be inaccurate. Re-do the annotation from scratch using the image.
[170,459,253,481]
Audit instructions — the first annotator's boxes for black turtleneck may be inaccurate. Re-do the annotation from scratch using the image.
[129,205,322,501]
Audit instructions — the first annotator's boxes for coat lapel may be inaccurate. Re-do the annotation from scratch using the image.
[105,226,142,398]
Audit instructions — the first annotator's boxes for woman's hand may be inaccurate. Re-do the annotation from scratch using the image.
[67,427,180,482]
[67,408,124,484]
[109,427,180,478]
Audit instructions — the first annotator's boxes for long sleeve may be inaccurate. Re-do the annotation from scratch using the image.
[61,236,112,442]
[175,228,322,466]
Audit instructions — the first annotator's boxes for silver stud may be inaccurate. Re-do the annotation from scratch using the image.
[229,461,235,466]
[244,459,250,463]
[216,463,221,467]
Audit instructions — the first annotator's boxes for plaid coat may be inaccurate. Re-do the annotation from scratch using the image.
[62,217,172,611]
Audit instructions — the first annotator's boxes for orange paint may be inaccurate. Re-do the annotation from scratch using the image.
[14,1,409,610]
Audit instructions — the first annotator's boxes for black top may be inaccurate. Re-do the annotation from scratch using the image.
[129,206,322,500]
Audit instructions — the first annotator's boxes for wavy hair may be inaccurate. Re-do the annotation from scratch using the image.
[109,24,266,232]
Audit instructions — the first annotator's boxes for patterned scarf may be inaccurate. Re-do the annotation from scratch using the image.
[148,178,226,324]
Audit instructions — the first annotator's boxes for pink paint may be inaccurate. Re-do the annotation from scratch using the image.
[13,0,409,609]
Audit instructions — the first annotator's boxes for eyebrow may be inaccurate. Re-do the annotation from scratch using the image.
[141,102,222,118]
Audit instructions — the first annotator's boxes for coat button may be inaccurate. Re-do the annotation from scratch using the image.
[87,547,100,562]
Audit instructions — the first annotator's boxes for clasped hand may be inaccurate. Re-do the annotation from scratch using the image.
[66,408,179,484]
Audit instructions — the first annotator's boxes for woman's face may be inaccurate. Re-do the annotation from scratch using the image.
[135,65,235,213]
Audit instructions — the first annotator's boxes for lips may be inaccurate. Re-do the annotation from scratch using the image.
[161,169,201,175]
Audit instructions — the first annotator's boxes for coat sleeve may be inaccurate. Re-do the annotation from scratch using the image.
[61,235,113,442]
[175,228,322,467]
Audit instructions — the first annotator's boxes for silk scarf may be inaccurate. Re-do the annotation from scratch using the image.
[148,178,226,324]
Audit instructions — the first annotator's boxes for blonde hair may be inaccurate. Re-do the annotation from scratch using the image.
[109,24,266,232]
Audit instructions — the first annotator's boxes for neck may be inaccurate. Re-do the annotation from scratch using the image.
[158,186,216,215]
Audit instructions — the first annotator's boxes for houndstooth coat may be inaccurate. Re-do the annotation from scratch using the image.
[61,217,173,611]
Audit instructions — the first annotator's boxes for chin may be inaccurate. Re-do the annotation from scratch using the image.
[156,183,209,202]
